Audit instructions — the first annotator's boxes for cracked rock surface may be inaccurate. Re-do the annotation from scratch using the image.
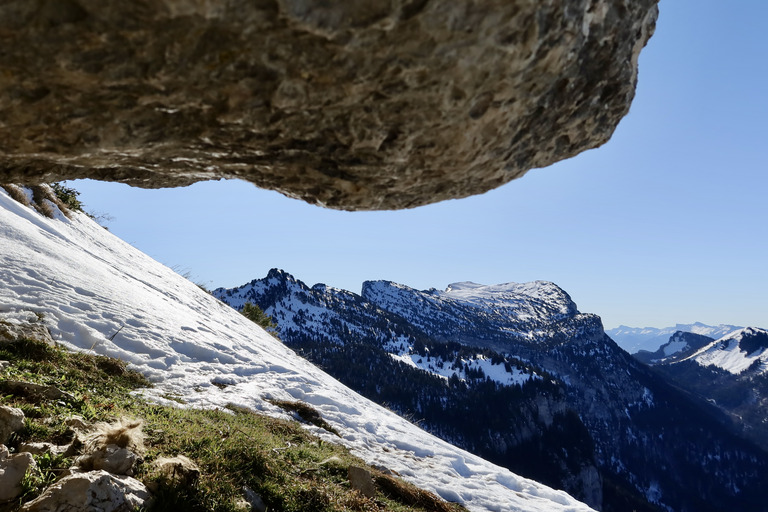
[20,470,152,512]
[0,0,657,210]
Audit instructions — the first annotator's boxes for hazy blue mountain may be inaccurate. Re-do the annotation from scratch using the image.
[607,322,742,354]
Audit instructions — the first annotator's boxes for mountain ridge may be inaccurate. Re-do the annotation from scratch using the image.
[633,331,716,365]
[215,269,768,512]
[683,327,768,374]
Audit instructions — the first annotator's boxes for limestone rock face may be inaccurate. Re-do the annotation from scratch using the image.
[77,444,140,476]
[0,406,24,445]
[20,470,152,512]
[0,0,657,210]
[0,446,36,504]
[0,320,54,347]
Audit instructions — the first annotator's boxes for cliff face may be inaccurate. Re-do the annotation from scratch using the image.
[0,0,657,210]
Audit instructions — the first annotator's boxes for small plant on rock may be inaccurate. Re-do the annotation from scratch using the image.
[49,182,85,213]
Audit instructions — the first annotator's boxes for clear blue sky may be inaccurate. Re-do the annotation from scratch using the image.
[71,1,767,330]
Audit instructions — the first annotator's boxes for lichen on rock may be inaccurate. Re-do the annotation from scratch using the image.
[0,0,658,210]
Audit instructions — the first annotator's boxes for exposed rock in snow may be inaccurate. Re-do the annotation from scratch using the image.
[0,319,53,346]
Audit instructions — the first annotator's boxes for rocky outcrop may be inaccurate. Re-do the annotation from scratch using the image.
[20,470,152,512]
[150,455,200,486]
[0,405,24,444]
[0,445,36,504]
[2,380,77,403]
[0,320,54,347]
[348,466,376,498]
[77,444,141,476]
[0,0,657,210]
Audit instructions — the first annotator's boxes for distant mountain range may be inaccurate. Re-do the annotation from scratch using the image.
[606,323,743,354]
[214,270,768,512]
[632,327,768,452]
[633,331,716,365]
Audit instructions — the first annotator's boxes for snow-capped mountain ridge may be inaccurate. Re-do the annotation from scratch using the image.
[683,327,768,375]
[216,271,541,389]
[361,279,578,347]
[442,280,577,313]
[633,331,716,365]
[217,270,768,512]
[650,327,768,455]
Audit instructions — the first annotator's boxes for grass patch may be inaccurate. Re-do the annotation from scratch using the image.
[267,398,342,437]
[29,186,56,219]
[0,337,466,512]
[0,184,32,208]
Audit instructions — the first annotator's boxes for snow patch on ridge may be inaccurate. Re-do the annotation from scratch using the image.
[684,327,768,375]
[361,279,578,344]
[387,351,538,387]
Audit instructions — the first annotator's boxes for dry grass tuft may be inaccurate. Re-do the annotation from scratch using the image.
[30,185,57,219]
[1,183,76,219]
[374,473,459,512]
[268,398,341,436]
[84,416,145,454]
[1,184,32,207]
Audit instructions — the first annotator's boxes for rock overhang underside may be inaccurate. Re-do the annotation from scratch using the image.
[0,0,658,211]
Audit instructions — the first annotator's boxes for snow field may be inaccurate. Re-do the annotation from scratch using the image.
[0,189,594,512]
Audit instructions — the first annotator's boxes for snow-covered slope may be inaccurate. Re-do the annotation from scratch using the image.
[682,327,768,374]
[0,189,594,512]
[607,322,743,354]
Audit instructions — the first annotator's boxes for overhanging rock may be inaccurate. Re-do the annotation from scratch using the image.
[0,0,658,210]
